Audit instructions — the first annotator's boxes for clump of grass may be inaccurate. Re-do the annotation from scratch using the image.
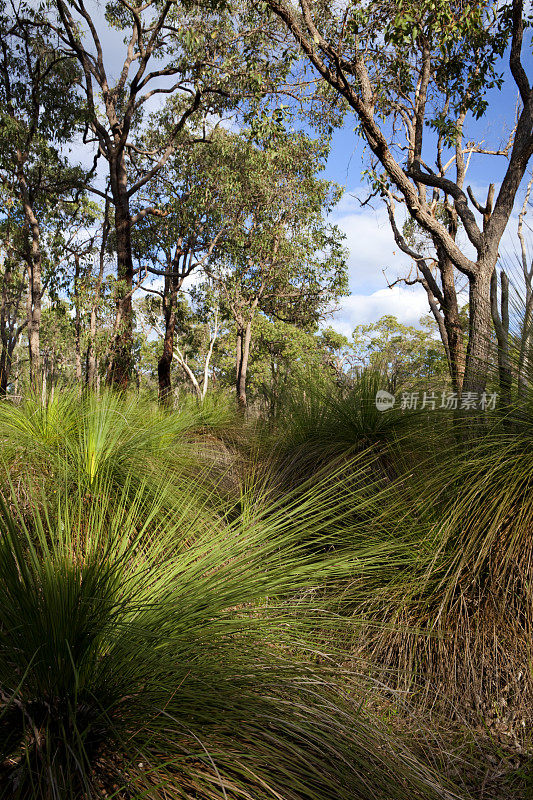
[0,469,459,800]
[260,370,435,487]
[341,410,533,746]
[0,389,239,522]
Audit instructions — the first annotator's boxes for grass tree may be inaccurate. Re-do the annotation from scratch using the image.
[0,412,461,799]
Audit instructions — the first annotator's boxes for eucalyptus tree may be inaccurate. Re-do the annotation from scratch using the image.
[263,0,533,394]
[351,315,449,393]
[0,194,28,394]
[132,128,251,402]
[140,292,220,400]
[50,0,289,388]
[59,197,102,385]
[203,130,348,409]
[75,197,114,389]
[0,0,85,387]
[40,299,77,393]
[248,316,351,414]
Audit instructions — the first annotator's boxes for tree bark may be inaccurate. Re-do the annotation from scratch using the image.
[175,354,202,399]
[236,317,254,410]
[0,348,9,396]
[86,310,98,388]
[235,325,244,406]
[200,306,218,400]
[0,252,13,394]
[0,347,13,396]
[73,254,82,386]
[87,200,110,389]
[490,269,512,409]
[158,289,178,405]
[13,350,19,396]
[463,268,493,394]
[157,249,189,404]
[440,256,465,394]
[107,162,134,390]
[0,252,22,395]
[385,197,466,393]
[24,213,42,388]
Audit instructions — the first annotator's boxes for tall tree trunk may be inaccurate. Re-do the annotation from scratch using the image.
[387,201,466,394]
[235,325,243,400]
[235,300,259,410]
[0,347,11,396]
[440,257,465,394]
[15,154,42,389]
[13,350,19,397]
[108,162,134,390]
[0,313,22,398]
[158,289,178,405]
[158,257,186,404]
[74,255,82,386]
[463,268,493,394]
[0,254,13,396]
[175,354,202,399]
[41,355,47,404]
[50,352,55,402]
[235,325,244,409]
[88,201,110,389]
[236,317,253,410]
[25,218,42,389]
[491,269,512,410]
[86,308,98,387]
[200,307,219,401]
[164,309,219,403]
[0,342,17,396]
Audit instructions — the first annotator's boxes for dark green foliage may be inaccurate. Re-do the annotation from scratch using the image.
[262,370,422,484]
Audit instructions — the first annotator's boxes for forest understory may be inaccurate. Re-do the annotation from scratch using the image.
[0,385,531,800]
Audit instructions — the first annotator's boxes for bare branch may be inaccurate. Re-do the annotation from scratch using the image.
[510,0,530,104]
[384,194,445,304]
[126,90,202,198]
[131,206,168,225]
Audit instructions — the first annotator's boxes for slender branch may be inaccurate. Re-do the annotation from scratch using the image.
[510,0,530,104]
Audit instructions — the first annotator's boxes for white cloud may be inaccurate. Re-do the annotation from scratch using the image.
[332,196,412,292]
[328,285,431,338]
[324,192,431,334]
